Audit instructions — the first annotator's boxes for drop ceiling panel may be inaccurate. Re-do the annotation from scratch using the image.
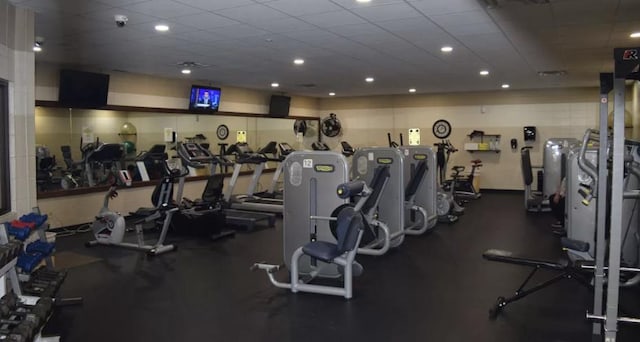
[250,17,318,34]
[16,0,113,15]
[326,23,389,38]
[173,0,254,11]
[120,0,201,19]
[408,0,484,16]
[328,0,404,10]
[348,2,423,22]
[299,10,367,28]
[208,24,270,39]
[213,3,290,24]
[169,12,239,30]
[263,0,343,16]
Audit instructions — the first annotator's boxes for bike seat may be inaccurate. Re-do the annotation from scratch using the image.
[452,166,465,172]
[471,159,482,164]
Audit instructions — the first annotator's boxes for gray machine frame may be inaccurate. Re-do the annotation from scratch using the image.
[587,52,640,341]
[399,146,438,231]
[282,151,350,276]
[542,138,580,199]
[352,147,404,251]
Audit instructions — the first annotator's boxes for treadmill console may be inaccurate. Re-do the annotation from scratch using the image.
[312,141,330,151]
[180,143,214,163]
[279,143,294,156]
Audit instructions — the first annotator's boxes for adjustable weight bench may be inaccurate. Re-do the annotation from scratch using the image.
[483,240,593,319]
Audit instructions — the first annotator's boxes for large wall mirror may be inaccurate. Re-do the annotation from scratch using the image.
[34,103,320,196]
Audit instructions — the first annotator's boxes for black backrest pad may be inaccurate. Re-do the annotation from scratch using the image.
[521,148,533,186]
[202,174,224,202]
[151,177,173,207]
[335,206,364,253]
[405,160,427,200]
[362,165,391,212]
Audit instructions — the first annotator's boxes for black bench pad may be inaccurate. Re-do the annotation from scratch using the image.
[483,249,568,271]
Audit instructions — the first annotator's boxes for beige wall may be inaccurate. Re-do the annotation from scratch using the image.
[35,62,319,117]
[0,2,36,223]
[318,88,603,190]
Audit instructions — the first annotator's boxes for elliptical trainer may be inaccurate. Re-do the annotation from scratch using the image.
[434,139,464,223]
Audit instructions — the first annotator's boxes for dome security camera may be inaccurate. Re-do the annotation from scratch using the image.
[114,15,128,28]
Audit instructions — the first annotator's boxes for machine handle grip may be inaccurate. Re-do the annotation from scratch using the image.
[577,129,599,195]
[336,180,366,198]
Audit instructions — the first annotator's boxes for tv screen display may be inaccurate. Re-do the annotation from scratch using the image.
[189,85,221,112]
[58,70,110,108]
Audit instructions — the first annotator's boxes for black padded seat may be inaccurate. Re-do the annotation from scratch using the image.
[303,206,363,262]
[483,249,568,271]
[302,241,341,262]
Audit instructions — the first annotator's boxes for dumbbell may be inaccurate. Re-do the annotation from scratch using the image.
[0,241,23,264]
[16,253,45,273]
[0,320,38,342]
[31,268,66,282]
[25,241,55,256]
[22,280,62,298]
[0,293,54,324]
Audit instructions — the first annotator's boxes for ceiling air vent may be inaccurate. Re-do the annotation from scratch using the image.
[176,61,209,68]
[537,70,567,77]
[298,83,317,88]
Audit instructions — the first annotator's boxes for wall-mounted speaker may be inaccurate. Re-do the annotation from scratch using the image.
[268,95,291,118]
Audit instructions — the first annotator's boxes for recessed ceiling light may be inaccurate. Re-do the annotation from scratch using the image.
[409,88,416,93]
[479,70,489,76]
[630,32,640,38]
[365,77,374,83]
[32,45,42,52]
[501,84,510,89]
[329,92,336,96]
[293,58,304,65]
[441,46,453,53]
[271,82,279,88]
[181,69,191,74]
[154,24,170,32]
[356,0,371,3]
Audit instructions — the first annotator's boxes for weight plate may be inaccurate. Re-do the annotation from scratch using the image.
[216,124,229,140]
[432,119,452,139]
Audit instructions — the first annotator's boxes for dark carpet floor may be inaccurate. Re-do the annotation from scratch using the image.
[46,192,640,342]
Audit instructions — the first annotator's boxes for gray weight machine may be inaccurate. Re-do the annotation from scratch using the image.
[252,151,372,298]
[352,147,404,252]
[399,146,438,232]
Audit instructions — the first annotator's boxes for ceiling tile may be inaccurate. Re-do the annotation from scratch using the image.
[210,24,270,39]
[213,3,289,24]
[169,12,239,30]
[429,10,493,27]
[264,0,343,16]
[326,22,389,38]
[250,17,318,34]
[408,0,484,16]
[17,0,113,15]
[299,10,367,28]
[174,0,254,11]
[328,0,404,9]
[121,0,201,19]
[348,2,423,22]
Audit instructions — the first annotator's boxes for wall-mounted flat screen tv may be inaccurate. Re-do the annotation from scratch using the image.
[58,70,110,108]
[189,85,221,112]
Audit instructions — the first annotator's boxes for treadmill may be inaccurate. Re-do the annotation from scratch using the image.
[177,142,276,231]
[224,142,284,214]
[252,142,295,200]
